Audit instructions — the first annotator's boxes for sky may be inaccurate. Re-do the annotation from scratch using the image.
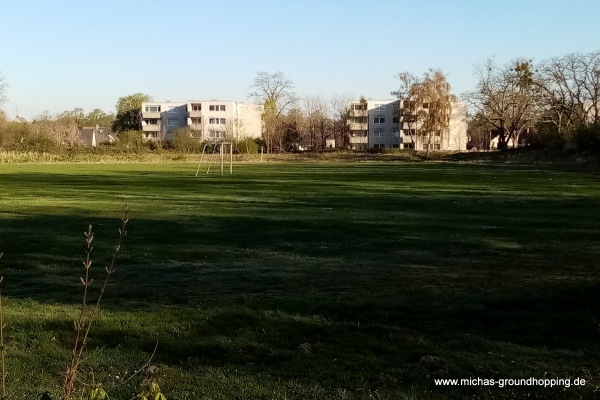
[1,0,599,120]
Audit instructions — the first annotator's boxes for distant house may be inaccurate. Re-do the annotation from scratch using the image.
[14,116,28,124]
[79,126,115,147]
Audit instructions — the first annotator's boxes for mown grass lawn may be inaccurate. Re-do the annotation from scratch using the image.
[0,161,599,399]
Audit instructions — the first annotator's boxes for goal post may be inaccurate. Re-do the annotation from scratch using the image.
[195,142,233,177]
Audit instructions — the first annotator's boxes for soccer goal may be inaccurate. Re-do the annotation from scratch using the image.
[195,142,233,177]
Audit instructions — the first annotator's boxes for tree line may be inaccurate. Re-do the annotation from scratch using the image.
[465,52,600,151]
[1,49,599,154]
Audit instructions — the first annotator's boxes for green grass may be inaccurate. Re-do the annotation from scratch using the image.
[0,162,599,399]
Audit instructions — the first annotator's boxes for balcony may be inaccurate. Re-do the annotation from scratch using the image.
[188,111,202,118]
[189,123,203,131]
[142,111,161,119]
[349,136,368,144]
[142,124,160,132]
[348,109,367,117]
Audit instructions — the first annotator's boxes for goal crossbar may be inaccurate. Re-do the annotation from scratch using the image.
[195,142,233,177]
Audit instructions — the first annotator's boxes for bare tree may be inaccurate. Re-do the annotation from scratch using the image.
[302,95,331,151]
[538,51,600,136]
[463,58,540,150]
[0,72,7,108]
[248,71,298,153]
[330,93,354,149]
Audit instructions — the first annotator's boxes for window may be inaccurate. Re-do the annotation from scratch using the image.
[220,105,226,111]
[373,117,385,124]
[208,130,225,138]
[209,118,226,124]
[352,116,367,124]
[191,104,202,111]
[352,104,366,111]
[144,119,159,125]
[392,144,400,148]
[167,118,179,126]
[404,143,415,149]
[167,106,177,113]
[392,117,400,124]
[373,144,385,149]
[191,118,202,124]
[434,144,441,150]
[422,103,429,109]
[392,130,399,137]
[145,105,160,112]
[209,104,226,111]
[403,115,416,123]
[402,101,415,110]
[373,130,385,138]
[374,104,385,111]
[434,130,441,137]
[209,105,216,111]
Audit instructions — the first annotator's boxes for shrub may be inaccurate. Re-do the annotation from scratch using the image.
[235,138,259,154]
[170,128,201,153]
[0,122,32,149]
[117,130,145,150]
[573,124,600,152]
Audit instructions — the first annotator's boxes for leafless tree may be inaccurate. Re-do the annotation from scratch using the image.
[302,95,331,151]
[330,93,354,149]
[248,71,298,153]
[538,51,600,136]
[0,72,7,109]
[463,58,541,150]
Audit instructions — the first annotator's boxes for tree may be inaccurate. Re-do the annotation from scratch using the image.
[248,71,298,153]
[393,69,456,155]
[0,71,7,109]
[330,93,354,149]
[537,51,600,138]
[467,111,494,150]
[301,95,331,151]
[392,72,419,149]
[280,108,302,152]
[85,108,115,128]
[463,58,540,150]
[112,93,152,133]
[57,108,85,127]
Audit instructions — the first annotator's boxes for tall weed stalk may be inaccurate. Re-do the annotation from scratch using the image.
[63,207,130,400]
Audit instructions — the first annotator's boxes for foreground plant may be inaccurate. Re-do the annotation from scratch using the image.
[63,207,130,400]
[0,251,5,398]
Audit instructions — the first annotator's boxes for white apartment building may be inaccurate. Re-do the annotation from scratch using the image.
[347,99,467,151]
[141,101,263,141]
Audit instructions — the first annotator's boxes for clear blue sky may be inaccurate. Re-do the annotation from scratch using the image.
[1,0,599,120]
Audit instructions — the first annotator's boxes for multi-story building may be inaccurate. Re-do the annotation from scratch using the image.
[140,101,263,141]
[347,98,467,151]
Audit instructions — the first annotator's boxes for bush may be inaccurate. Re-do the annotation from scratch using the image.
[170,129,201,153]
[0,122,32,149]
[117,130,145,150]
[573,124,600,152]
[253,138,267,152]
[235,138,259,154]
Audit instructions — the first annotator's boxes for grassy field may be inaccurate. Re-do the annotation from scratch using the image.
[0,161,599,399]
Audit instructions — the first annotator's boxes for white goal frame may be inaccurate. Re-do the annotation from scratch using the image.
[195,142,233,177]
